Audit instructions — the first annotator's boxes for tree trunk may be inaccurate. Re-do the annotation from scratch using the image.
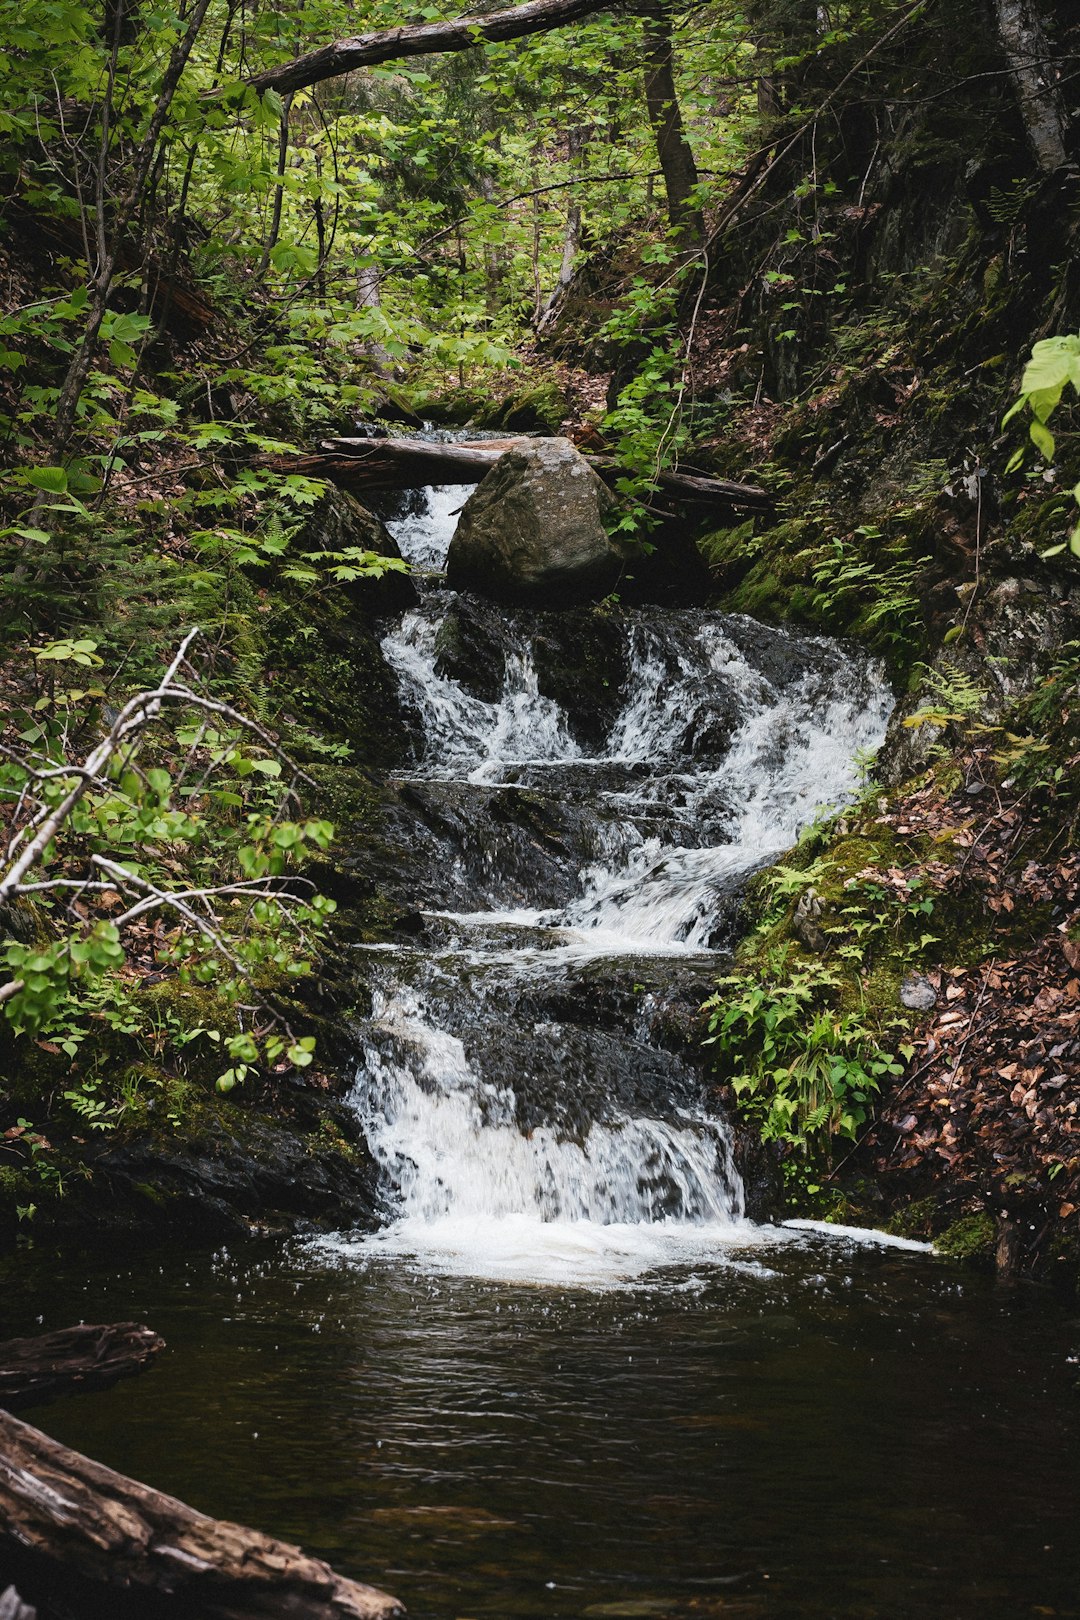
[0,1323,164,1412]
[640,0,703,247]
[356,262,392,371]
[256,91,294,277]
[478,171,508,317]
[994,0,1069,171]
[265,436,772,512]
[0,1408,404,1620]
[244,0,619,97]
[51,0,215,454]
[536,128,584,335]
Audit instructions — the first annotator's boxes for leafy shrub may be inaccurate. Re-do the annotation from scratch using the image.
[704,962,904,1176]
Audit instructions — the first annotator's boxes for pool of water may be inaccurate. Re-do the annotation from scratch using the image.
[3,1231,1079,1619]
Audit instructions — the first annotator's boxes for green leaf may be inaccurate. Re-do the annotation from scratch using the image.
[1029,418,1056,460]
[6,527,52,545]
[1020,334,1080,397]
[23,465,67,493]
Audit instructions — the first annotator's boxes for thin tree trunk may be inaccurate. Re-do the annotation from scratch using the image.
[640,0,703,247]
[477,171,506,317]
[536,127,584,334]
[257,90,295,276]
[52,0,214,454]
[993,0,1069,171]
[313,145,328,300]
[529,155,544,322]
[356,262,391,371]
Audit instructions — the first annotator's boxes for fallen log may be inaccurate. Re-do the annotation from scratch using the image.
[0,1324,165,1413]
[263,436,771,513]
[0,1588,36,1620]
[0,1407,404,1619]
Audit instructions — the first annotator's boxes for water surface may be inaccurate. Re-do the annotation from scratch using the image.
[3,1234,1078,1620]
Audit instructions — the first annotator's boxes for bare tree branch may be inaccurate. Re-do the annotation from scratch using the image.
[0,630,202,901]
[0,630,329,1027]
[243,0,621,97]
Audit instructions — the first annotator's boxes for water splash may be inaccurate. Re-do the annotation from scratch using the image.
[383,609,581,782]
[359,984,742,1221]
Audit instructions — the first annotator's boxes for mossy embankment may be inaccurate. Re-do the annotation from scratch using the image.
[675,39,1080,1277]
[0,475,418,1246]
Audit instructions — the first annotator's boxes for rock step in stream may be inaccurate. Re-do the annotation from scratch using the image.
[324,443,894,1286]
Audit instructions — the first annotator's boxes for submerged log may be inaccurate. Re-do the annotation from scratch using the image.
[0,1324,165,1413]
[0,1407,404,1619]
[264,436,771,514]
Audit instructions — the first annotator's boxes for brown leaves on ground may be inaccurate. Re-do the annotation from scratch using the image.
[864,749,1080,1243]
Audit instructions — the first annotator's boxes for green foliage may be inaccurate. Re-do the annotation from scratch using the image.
[704,962,904,1171]
[934,1210,995,1260]
[902,660,988,741]
[1003,334,1080,558]
[704,802,951,1192]
[0,643,340,1136]
[598,266,694,537]
[810,530,922,655]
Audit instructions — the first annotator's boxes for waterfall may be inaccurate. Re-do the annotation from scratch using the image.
[324,475,893,1285]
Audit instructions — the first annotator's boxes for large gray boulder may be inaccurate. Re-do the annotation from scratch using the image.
[445,438,624,604]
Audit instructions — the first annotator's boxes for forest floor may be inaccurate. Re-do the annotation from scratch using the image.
[865,748,1080,1274]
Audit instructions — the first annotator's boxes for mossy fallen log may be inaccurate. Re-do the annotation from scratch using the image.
[0,1407,404,1619]
[0,1324,165,1413]
[263,436,771,514]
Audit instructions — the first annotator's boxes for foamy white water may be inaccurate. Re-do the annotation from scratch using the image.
[327,478,898,1287]
[383,609,582,781]
[315,1214,781,1286]
[388,481,464,572]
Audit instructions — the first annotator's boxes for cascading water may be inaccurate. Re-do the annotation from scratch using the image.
[324,468,894,1284]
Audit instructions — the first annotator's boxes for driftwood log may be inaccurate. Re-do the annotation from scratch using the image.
[0,1587,36,1620]
[0,1407,404,1619]
[264,436,771,514]
[0,1323,165,1413]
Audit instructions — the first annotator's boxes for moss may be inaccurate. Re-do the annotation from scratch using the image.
[314,1112,363,1165]
[131,1179,167,1205]
[473,380,567,433]
[403,385,492,424]
[400,377,568,433]
[885,1195,941,1241]
[935,1210,996,1261]
[0,1166,36,1207]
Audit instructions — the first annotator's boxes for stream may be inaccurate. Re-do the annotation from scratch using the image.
[344,476,892,1285]
[4,473,1080,1618]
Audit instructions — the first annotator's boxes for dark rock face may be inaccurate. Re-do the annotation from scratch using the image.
[377,778,596,915]
[881,574,1080,785]
[70,1092,383,1241]
[429,594,631,751]
[446,440,624,604]
[300,487,417,616]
